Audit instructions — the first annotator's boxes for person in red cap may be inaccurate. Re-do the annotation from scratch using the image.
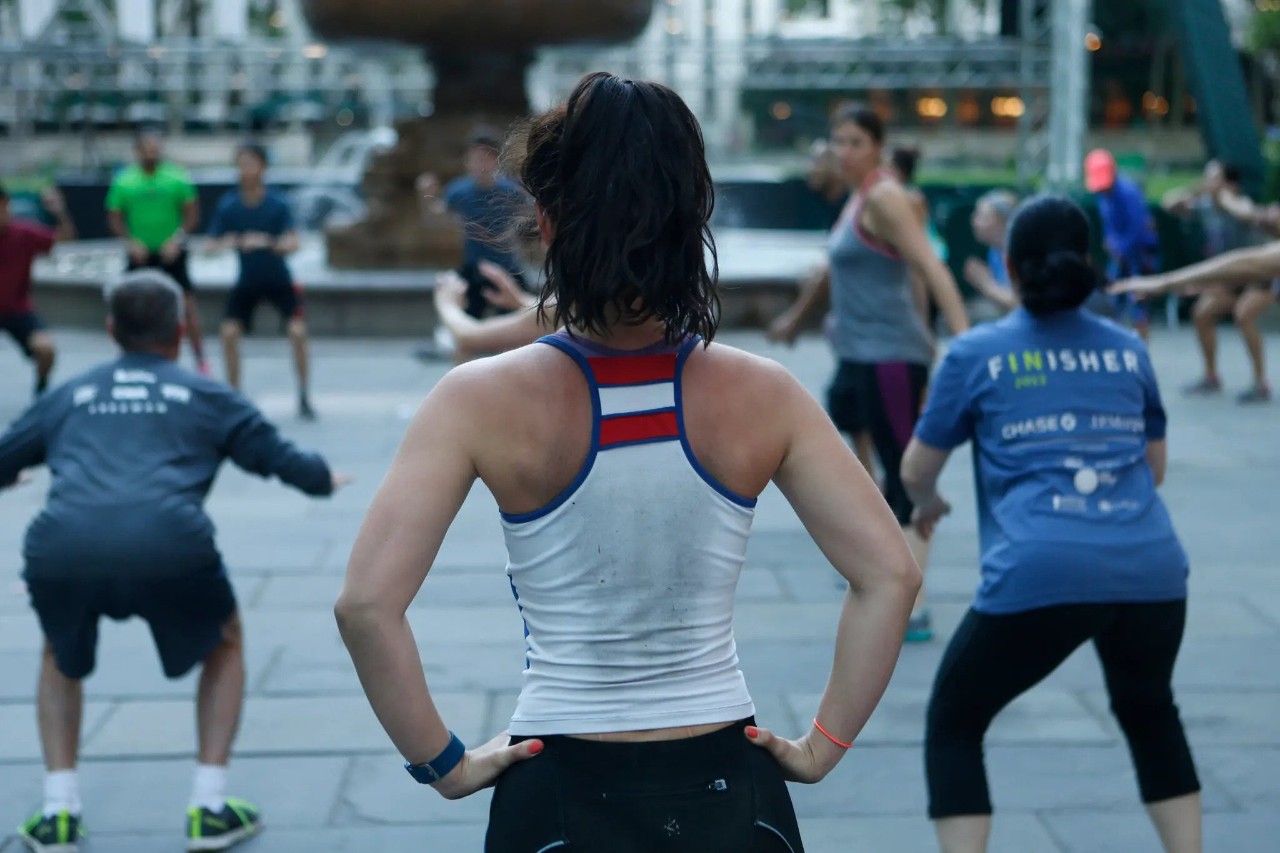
[1085,149,1160,340]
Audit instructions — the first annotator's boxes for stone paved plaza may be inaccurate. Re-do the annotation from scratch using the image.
[1,323,1277,852]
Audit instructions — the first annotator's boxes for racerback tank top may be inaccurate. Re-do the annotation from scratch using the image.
[828,170,935,366]
[501,330,758,736]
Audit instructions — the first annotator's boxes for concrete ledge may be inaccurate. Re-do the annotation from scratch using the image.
[33,231,829,338]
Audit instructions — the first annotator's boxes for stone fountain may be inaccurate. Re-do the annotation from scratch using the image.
[302,0,656,269]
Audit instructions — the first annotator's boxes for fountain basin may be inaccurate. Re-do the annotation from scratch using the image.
[303,0,654,49]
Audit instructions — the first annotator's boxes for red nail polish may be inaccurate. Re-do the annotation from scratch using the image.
[745,726,759,739]
[528,740,544,755]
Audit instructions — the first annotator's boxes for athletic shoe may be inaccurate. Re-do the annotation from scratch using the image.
[18,810,84,852]
[298,396,317,422]
[905,610,934,643]
[196,361,213,378]
[185,798,262,851]
[1182,376,1221,396]
[1237,384,1272,405]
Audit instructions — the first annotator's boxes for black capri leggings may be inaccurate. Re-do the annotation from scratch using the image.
[486,719,804,852]
[926,600,1200,819]
[827,360,929,525]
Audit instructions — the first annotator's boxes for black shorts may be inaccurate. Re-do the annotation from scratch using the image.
[126,250,194,291]
[224,280,303,332]
[0,312,47,357]
[828,360,930,526]
[827,360,867,436]
[27,573,237,680]
[486,720,804,852]
[458,261,528,320]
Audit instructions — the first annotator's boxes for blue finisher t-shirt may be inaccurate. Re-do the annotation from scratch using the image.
[208,190,295,287]
[444,176,525,272]
[914,307,1187,614]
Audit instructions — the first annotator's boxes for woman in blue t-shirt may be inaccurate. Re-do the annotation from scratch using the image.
[901,195,1201,853]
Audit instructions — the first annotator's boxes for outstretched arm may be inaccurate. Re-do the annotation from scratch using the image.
[434,273,551,360]
[0,404,47,488]
[1112,241,1280,296]
[220,397,335,495]
[767,263,830,346]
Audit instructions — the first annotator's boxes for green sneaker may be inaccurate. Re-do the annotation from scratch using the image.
[905,610,934,643]
[185,798,262,851]
[18,810,84,853]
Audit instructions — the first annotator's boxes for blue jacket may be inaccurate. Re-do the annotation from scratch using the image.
[0,352,332,579]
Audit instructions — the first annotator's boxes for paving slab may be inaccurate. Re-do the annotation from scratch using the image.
[0,325,1275,850]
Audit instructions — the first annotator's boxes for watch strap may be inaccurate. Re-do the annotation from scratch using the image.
[405,731,466,784]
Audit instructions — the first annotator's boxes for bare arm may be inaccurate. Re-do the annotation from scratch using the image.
[767,263,830,345]
[964,257,1019,311]
[40,190,76,243]
[1161,184,1201,216]
[434,273,552,359]
[753,377,922,778]
[106,209,129,240]
[181,199,200,235]
[1146,439,1167,487]
[1112,241,1280,295]
[336,369,539,797]
[274,230,300,256]
[865,184,970,335]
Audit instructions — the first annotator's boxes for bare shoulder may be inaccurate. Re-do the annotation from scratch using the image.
[864,176,910,211]
[430,343,565,408]
[686,341,810,409]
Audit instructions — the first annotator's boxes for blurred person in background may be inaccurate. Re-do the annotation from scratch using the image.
[964,190,1020,314]
[769,105,971,644]
[207,143,315,420]
[0,185,75,398]
[1084,149,1160,341]
[416,128,531,361]
[1162,161,1273,402]
[106,130,209,374]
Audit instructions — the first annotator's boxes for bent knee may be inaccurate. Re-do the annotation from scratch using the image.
[220,320,243,339]
[28,333,55,356]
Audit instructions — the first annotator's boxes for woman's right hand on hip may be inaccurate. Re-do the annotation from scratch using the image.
[743,723,844,783]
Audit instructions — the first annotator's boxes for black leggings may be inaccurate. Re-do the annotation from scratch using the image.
[926,601,1200,819]
[486,720,803,852]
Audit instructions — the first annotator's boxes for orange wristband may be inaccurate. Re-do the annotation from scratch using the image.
[813,718,853,749]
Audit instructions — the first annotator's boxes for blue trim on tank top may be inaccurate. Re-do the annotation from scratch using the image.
[674,338,759,509]
[499,336,602,524]
[508,576,532,670]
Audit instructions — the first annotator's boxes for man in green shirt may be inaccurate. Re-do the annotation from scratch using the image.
[106,131,209,375]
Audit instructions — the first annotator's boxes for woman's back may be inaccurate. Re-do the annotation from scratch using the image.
[916,308,1187,613]
[495,330,773,735]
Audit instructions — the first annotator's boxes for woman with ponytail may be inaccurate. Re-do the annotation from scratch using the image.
[337,73,922,852]
[900,196,1202,853]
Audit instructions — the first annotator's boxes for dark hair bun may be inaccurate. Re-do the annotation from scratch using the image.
[1017,250,1097,315]
[1006,194,1097,316]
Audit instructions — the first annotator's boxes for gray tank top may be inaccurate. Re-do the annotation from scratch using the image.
[828,178,935,365]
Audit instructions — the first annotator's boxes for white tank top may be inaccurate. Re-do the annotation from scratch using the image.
[502,330,758,736]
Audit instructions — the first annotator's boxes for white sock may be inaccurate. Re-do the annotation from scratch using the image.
[189,764,228,813]
[43,770,82,818]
